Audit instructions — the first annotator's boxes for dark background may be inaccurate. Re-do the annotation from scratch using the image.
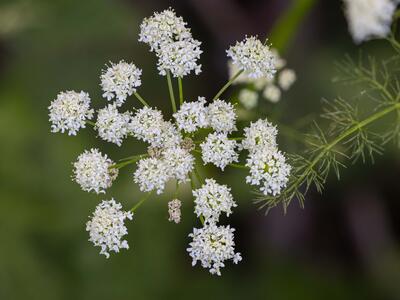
[1,0,400,299]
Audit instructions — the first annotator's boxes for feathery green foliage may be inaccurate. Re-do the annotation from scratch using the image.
[257,33,400,213]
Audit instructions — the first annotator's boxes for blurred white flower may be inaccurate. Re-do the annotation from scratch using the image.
[49,91,94,136]
[263,84,281,103]
[238,89,258,109]
[343,0,397,43]
[73,148,118,194]
[86,199,133,258]
[100,60,142,106]
[278,69,297,91]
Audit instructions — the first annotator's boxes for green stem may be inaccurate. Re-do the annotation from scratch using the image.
[130,192,153,213]
[86,120,96,127]
[111,154,148,169]
[229,163,249,170]
[167,71,177,113]
[212,70,243,101]
[133,92,150,107]
[194,166,204,184]
[283,102,400,201]
[269,0,317,53]
[228,137,244,141]
[178,77,184,106]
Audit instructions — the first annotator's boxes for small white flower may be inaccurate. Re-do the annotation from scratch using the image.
[238,89,258,110]
[193,178,237,222]
[227,36,276,79]
[133,157,169,194]
[163,147,195,183]
[207,99,237,133]
[200,133,239,170]
[187,223,242,276]
[130,107,165,145]
[159,121,183,149]
[263,84,281,103]
[173,97,208,133]
[95,104,132,146]
[168,199,182,224]
[139,8,192,52]
[73,148,118,194]
[271,48,286,70]
[100,60,142,107]
[49,91,94,136]
[246,148,291,196]
[278,69,296,91]
[86,199,133,258]
[157,38,202,77]
[241,119,278,153]
[343,0,397,43]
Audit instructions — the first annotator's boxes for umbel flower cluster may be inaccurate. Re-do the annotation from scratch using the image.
[229,49,297,109]
[48,8,291,275]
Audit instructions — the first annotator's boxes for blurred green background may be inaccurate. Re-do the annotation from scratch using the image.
[1,0,400,299]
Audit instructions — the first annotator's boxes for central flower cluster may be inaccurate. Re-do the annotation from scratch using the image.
[48,8,291,276]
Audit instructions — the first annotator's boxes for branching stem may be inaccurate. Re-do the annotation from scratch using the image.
[212,70,243,101]
[130,192,153,213]
[133,92,150,107]
[282,101,400,204]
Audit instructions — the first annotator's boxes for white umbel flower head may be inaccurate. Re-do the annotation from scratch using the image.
[207,99,237,133]
[49,91,94,136]
[100,60,142,106]
[133,157,169,194]
[158,121,183,149]
[168,199,182,224]
[278,68,296,91]
[343,0,397,43]
[238,89,258,110]
[73,148,118,194]
[131,107,165,145]
[187,223,242,276]
[263,84,281,103]
[86,199,133,258]
[95,104,132,146]
[173,97,208,133]
[227,36,276,79]
[157,38,202,77]
[200,133,239,170]
[139,8,192,52]
[246,148,291,196]
[241,119,278,153]
[163,147,195,183]
[193,178,237,222]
